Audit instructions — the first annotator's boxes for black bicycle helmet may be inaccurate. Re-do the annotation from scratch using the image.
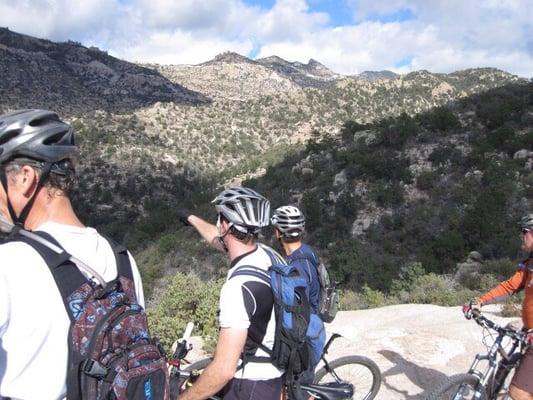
[0,109,76,165]
[212,187,270,233]
[0,109,76,227]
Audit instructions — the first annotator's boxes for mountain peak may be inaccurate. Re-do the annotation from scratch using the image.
[357,70,398,81]
[207,51,254,65]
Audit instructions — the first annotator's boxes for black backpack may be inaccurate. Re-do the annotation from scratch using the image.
[14,231,169,400]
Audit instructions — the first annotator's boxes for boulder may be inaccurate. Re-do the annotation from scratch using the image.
[301,167,314,176]
[333,169,348,186]
[513,149,531,159]
[454,251,483,284]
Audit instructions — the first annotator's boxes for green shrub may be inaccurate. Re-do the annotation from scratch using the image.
[360,286,390,309]
[419,106,460,132]
[369,181,405,207]
[340,120,367,144]
[148,272,224,353]
[416,170,439,191]
[482,258,516,280]
[408,273,457,305]
[338,287,394,310]
[390,262,426,294]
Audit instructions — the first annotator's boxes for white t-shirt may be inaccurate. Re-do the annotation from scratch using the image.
[0,222,144,400]
[219,243,285,381]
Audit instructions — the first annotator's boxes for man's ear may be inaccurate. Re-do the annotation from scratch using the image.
[19,165,39,197]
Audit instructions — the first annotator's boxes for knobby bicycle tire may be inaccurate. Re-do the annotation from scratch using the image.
[426,373,487,400]
[313,355,381,400]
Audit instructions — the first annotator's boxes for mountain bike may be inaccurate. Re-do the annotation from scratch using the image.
[171,329,381,400]
[427,311,531,400]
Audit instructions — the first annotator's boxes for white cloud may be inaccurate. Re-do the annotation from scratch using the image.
[114,30,254,65]
[253,0,329,42]
[0,0,532,77]
[0,0,126,42]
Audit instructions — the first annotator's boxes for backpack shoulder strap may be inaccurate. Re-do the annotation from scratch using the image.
[99,234,134,281]
[290,250,319,267]
[229,265,271,285]
[16,231,88,322]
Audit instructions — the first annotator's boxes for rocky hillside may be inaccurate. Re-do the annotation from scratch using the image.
[0,29,529,282]
[245,81,532,293]
[0,29,524,181]
[0,28,207,113]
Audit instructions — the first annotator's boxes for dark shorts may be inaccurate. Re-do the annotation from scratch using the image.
[220,377,283,400]
[511,347,533,393]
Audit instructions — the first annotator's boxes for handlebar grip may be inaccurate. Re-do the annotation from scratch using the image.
[182,322,194,342]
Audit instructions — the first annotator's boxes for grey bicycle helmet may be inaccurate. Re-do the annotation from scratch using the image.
[212,187,270,233]
[519,214,533,231]
[0,109,76,164]
[271,205,305,237]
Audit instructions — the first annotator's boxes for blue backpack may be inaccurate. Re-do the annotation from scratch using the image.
[231,262,326,397]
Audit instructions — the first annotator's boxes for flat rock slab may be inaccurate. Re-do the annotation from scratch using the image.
[323,304,519,400]
[186,303,519,399]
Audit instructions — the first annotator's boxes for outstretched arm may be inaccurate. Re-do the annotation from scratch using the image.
[479,268,527,305]
[177,208,225,252]
[188,215,226,252]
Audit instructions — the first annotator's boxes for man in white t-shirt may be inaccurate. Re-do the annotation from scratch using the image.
[177,187,285,400]
[0,110,144,400]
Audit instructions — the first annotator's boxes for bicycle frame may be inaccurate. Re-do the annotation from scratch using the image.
[319,333,343,378]
[460,314,528,399]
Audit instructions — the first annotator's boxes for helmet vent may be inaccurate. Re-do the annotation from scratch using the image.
[0,130,20,145]
[29,116,55,127]
[43,131,66,145]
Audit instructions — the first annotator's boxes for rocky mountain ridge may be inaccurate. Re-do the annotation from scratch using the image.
[0,29,529,254]
[0,27,208,113]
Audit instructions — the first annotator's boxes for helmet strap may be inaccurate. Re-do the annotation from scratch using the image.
[16,162,52,227]
[0,167,19,225]
[215,214,230,252]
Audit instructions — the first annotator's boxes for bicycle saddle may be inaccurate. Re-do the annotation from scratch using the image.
[300,382,354,400]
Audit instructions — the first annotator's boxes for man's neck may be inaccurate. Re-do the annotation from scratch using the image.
[227,237,257,262]
[283,241,302,256]
[24,191,84,230]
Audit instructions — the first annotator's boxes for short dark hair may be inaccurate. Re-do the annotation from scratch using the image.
[276,227,302,243]
[220,214,257,244]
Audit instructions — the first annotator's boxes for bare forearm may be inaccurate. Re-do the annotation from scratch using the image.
[188,215,225,252]
[178,360,233,400]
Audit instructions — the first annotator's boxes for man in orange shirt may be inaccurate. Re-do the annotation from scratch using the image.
[463,214,533,400]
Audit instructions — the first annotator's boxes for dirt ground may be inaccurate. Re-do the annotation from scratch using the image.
[323,304,519,400]
[184,303,520,400]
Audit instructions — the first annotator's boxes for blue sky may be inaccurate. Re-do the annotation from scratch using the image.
[0,0,532,77]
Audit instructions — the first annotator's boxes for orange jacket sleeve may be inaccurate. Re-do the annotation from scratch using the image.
[479,268,527,305]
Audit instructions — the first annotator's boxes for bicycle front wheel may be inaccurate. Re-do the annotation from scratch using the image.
[426,373,487,400]
[314,355,381,400]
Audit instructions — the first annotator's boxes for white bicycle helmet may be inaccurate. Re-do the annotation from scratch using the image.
[212,187,270,233]
[271,205,305,237]
[519,214,533,231]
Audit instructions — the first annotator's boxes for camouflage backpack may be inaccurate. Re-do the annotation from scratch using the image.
[16,231,169,400]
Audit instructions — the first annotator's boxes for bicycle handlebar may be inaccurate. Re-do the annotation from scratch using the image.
[471,312,529,344]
